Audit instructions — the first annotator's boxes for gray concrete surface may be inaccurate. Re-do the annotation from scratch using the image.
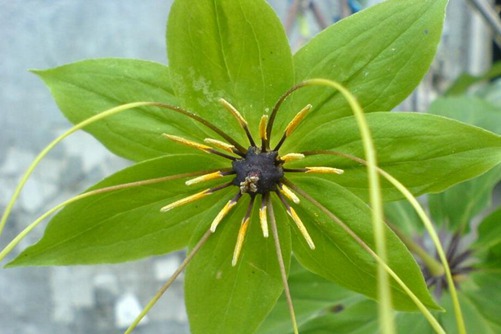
[0,1,192,333]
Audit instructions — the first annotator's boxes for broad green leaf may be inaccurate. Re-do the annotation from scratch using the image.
[258,258,359,334]
[8,153,230,266]
[284,112,501,201]
[167,0,294,144]
[287,176,438,311]
[34,58,202,162]
[276,0,447,142]
[427,96,501,231]
[185,196,291,334]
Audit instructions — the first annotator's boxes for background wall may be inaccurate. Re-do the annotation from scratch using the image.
[0,1,494,333]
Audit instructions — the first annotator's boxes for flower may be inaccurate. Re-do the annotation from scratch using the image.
[7,0,501,333]
[159,97,344,266]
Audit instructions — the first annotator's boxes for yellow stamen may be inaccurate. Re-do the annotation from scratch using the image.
[219,98,248,127]
[232,216,251,266]
[259,115,268,141]
[285,104,312,137]
[281,153,305,163]
[288,207,315,249]
[279,184,300,204]
[305,167,344,175]
[204,138,236,153]
[161,189,211,212]
[163,134,211,153]
[185,171,224,186]
[259,204,269,238]
[210,199,238,232]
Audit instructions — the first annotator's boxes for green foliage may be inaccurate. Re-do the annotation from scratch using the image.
[33,59,184,162]
[3,0,501,333]
[263,78,501,333]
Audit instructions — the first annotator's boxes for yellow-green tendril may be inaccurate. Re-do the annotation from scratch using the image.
[300,78,394,334]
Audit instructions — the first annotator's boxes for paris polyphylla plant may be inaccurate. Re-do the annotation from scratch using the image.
[3,0,501,333]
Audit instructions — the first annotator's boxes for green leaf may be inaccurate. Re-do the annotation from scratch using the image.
[33,58,203,162]
[284,112,501,201]
[277,0,447,141]
[185,197,291,334]
[8,153,230,266]
[427,96,501,231]
[258,258,359,334]
[167,0,294,144]
[287,176,438,311]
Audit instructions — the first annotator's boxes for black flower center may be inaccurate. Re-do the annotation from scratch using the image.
[232,146,283,195]
[422,233,474,298]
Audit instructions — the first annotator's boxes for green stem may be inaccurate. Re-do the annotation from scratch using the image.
[300,78,394,334]
[123,229,213,334]
[377,169,466,334]
[0,102,159,238]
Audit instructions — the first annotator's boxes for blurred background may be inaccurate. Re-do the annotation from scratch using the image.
[0,0,499,333]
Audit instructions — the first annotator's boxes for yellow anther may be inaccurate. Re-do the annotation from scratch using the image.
[161,189,212,212]
[281,153,305,163]
[305,167,344,175]
[185,171,224,186]
[232,217,251,266]
[210,199,238,232]
[259,115,269,141]
[288,207,315,249]
[259,204,269,238]
[285,104,312,137]
[203,138,236,153]
[219,98,248,127]
[163,134,211,153]
[279,184,300,204]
